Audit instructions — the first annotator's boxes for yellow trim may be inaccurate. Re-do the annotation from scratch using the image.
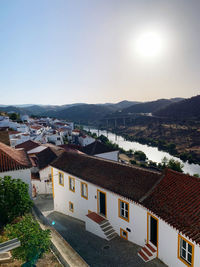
[69,176,75,192]
[120,228,128,240]
[88,210,92,214]
[81,182,88,199]
[69,201,74,212]
[58,171,64,186]
[178,234,194,267]
[97,189,107,218]
[118,198,129,222]
[51,167,54,198]
[147,212,159,257]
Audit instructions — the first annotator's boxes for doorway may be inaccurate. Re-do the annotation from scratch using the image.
[97,190,106,217]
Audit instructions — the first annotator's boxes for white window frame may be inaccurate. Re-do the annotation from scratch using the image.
[180,237,193,265]
[81,182,88,199]
[59,172,64,186]
[69,177,75,192]
[119,199,129,221]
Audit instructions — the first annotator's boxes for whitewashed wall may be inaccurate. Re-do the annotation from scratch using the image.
[52,166,200,267]
[0,168,32,197]
[31,166,52,195]
[52,166,147,246]
[158,218,200,267]
[95,151,119,162]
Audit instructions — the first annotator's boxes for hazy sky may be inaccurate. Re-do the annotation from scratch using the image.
[0,0,200,105]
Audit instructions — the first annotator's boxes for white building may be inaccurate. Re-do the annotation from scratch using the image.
[78,135,95,147]
[0,142,32,197]
[82,140,119,161]
[46,134,64,146]
[51,151,200,267]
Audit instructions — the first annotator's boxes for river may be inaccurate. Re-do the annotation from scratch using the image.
[84,126,200,176]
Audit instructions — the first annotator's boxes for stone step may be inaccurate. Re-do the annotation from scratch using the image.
[101,225,112,232]
[99,219,108,225]
[100,221,110,228]
[107,232,118,241]
[105,229,115,236]
[138,250,149,262]
[146,243,157,254]
[142,247,153,257]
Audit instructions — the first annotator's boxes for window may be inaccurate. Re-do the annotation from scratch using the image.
[69,177,75,192]
[118,199,129,222]
[120,228,128,240]
[178,235,194,266]
[58,172,64,186]
[48,174,52,182]
[81,182,88,199]
[69,201,74,212]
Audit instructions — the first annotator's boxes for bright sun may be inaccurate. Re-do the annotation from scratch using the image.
[135,31,164,59]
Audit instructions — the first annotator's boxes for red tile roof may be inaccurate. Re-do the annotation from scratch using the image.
[81,140,117,155]
[15,140,40,152]
[30,126,42,130]
[142,169,200,244]
[30,147,60,170]
[51,151,162,202]
[0,142,31,172]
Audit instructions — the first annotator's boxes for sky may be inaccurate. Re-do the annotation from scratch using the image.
[0,0,200,105]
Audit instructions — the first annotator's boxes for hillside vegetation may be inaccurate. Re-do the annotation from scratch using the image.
[153,95,200,119]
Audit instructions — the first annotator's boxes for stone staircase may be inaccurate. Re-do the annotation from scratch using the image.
[86,212,118,241]
[138,243,157,262]
[99,219,118,241]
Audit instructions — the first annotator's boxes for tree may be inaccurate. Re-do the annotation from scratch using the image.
[193,173,200,178]
[166,159,184,173]
[134,151,147,161]
[97,134,109,144]
[0,176,33,224]
[9,113,19,121]
[3,214,51,262]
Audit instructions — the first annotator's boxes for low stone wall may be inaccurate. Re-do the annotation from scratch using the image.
[32,205,89,267]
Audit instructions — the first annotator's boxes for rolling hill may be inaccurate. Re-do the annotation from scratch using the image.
[153,95,200,119]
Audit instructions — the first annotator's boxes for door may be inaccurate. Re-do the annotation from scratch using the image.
[98,190,106,217]
[150,216,158,247]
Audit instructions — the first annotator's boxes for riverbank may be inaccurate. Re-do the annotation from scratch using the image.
[83,126,200,175]
[96,123,200,165]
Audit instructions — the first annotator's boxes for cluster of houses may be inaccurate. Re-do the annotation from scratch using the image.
[0,114,74,147]
[0,116,200,266]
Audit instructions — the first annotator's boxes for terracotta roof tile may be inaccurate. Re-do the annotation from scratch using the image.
[15,140,40,152]
[51,151,162,202]
[0,142,31,172]
[82,140,117,155]
[142,169,200,244]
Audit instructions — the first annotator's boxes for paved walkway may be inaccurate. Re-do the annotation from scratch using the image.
[34,195,166,267]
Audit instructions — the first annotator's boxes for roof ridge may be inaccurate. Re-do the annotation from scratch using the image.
[60,150,161,175]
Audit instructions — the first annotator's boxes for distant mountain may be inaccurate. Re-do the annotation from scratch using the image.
[170,97,185,102]
[120,99,175,114]
[0,105,26,114]
[94,100,140,112]
[153,95,200,119]
[111,100,140,110]
[42,104,113,122]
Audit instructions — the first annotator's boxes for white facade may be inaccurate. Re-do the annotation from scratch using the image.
[31,166,52,195]
[10,133,30,147]
[79,136,95,147]
[0,168,32,197]
[46,134,64,146]
[52,166,200,267]
[95,151,119,162]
